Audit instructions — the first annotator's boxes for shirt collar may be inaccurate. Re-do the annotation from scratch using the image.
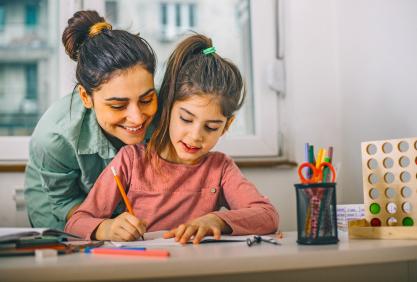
[76,108,118,160]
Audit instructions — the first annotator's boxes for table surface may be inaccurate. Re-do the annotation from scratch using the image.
[1,231,417,282]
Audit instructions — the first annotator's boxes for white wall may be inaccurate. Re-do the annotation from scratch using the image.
[1,0,417,231]
[243,0,417,231]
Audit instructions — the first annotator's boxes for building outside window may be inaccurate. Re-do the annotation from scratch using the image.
[0,0,58,139]
[25,3,38,27]
[159,2,197,42]
[0,4,5,31]
[105,1,118,26]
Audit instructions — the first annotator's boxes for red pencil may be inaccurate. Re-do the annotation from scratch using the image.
[89,248,170,257]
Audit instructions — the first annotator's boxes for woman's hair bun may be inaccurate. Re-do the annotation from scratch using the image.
[62,10,105,61]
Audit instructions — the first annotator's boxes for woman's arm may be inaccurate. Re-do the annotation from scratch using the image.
[24,132,84,229]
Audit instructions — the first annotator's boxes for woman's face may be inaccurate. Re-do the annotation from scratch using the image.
[79,64,157,145]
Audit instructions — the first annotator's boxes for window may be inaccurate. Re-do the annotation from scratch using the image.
[159,2,197,42]
[25,3,39,27]
[25,64,38,101]
[0,0,281,161]
[0,0,58,160]
[0,4,5,31]
[147,0,279,157]
[105,1,118,26]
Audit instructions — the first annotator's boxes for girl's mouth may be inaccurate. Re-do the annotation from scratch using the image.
[180,141,201,154]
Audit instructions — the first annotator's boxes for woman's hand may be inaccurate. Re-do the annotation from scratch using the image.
[66,203,81,221]
[163,213,232,244]
[93,212,146,241]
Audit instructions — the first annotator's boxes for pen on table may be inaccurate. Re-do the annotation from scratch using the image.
[111,166,145,241]
[85,247,170,257]
[246,235,281,247]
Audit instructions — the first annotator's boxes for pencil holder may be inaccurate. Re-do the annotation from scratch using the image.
[295,182,339,245]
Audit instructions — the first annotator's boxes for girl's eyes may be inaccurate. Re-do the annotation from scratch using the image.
[205,126,219,132]
[180,116,219,132]
[180,116,192,123]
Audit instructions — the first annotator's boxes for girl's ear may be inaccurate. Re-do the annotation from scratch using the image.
[222,115,236,135]
[78,85,94,109]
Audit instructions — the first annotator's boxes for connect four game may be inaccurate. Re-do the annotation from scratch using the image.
[361,137,417,228]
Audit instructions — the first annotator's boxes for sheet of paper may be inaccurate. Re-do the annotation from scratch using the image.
[111,231,253,247]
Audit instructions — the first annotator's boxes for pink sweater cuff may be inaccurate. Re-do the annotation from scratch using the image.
[66,217,105,240]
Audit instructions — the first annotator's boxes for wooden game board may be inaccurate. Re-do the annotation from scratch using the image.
[361,137,417,227]
[349,137,417,239]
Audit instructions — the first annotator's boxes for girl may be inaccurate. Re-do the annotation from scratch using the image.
[24,10,158,230]
[65,34,278,244]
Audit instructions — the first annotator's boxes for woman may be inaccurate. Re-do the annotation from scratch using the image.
[24,10,158,230]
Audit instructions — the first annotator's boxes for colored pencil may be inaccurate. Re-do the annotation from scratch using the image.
[111,166,144,241]
[88,248,170,257]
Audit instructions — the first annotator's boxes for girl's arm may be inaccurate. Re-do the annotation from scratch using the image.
[211,156,279,235]
[164,154,278,244]
[64,146,145,240]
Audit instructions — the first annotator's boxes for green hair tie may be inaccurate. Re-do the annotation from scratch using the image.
[202,46,216,55]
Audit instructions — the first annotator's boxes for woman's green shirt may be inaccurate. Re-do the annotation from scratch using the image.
[24,94,120,230]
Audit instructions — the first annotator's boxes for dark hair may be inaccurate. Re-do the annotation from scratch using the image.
[148,33,245,157]
[62,10,156,94]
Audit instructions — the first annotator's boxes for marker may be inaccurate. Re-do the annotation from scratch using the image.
[86,248,170,257]
[111,166,144,241]
[304,143,310,176]
[308,145,315,178]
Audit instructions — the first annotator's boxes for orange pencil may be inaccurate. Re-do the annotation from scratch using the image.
[111,166,144,240]
[111,166,134,214]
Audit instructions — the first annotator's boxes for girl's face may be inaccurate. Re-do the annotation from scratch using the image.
[79,64,157,145]
[163,95,233,165]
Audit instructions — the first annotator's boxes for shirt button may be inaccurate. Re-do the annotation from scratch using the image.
[210,187,217,193]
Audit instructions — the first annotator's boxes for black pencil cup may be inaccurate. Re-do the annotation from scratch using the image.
[295,182,338,245]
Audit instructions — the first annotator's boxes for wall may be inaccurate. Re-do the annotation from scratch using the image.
[1,0,417,231]
[243,0,417,231]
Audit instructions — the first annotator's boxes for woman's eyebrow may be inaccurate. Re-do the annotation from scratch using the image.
[105,88,156,101]
[180,107,224,123]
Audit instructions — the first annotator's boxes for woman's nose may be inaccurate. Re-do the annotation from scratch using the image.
[126,105,145,124]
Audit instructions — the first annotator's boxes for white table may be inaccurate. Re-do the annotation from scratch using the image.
[1,232,416,282]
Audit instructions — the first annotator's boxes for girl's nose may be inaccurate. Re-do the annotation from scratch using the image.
[190,125,204,142]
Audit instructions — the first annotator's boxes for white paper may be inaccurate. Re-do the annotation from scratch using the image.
[111,231,253,247]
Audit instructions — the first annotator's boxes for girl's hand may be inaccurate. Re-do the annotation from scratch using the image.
[163,214,232,244]
[93,212,146,241]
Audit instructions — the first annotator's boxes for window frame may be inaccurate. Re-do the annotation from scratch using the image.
[213,0,280,158]
[0,0,282,162]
